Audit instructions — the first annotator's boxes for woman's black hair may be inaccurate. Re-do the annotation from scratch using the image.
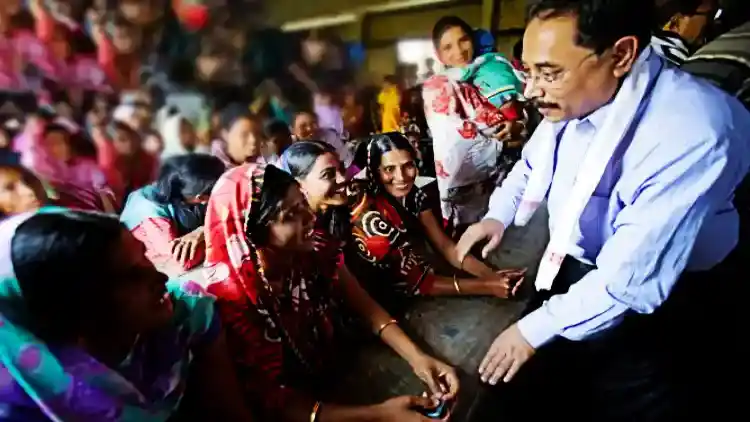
[283,140,336,178]
[150,155,226,203]
[264,120,292,139]
[283,141,351,241]
[431,15,476,51]
[248,165,299,246]
[11,211,126,343]
[147,154,226,235]
[366,132,419,191]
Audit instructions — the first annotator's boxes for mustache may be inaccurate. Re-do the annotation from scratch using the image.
[530,99,560,109]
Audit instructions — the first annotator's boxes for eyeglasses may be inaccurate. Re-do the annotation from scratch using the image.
[523,51,599,91]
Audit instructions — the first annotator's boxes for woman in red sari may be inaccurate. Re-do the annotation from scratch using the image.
[203,162,459,422]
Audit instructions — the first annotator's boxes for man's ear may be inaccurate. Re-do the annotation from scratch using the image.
[611,36,639,78]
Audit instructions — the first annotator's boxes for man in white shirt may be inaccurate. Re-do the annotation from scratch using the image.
[459,0,749,419]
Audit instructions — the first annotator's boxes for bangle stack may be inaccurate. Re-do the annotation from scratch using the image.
[453,274,462,294]
[310,401,321,422]
[376,319,398,337]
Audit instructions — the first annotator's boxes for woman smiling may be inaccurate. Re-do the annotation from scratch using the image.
[423,16,525,237]
[203,162,458,421]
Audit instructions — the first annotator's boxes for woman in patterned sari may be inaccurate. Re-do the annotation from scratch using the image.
[0,209,253,421]
[280,137,525,315]
[423,16,525,238]
[203,162,458,422]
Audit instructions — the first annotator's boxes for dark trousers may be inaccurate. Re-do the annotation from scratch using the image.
[465,254,745,421]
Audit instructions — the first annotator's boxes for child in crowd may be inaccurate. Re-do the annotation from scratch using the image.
[444,29,525,109]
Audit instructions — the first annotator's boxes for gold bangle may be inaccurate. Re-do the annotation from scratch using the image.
[453,274,462,294]
[376,319,398,337]
[310,401,321,422]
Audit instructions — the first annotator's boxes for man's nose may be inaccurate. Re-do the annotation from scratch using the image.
[524,77,542,100]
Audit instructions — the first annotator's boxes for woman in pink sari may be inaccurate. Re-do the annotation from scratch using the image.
[19,117,115,212]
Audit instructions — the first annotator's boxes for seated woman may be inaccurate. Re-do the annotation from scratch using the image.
[0,209,253,421]
[211,105,264,168]
[121,154,225,276]
[0,164,47,218]
[282,137,524,314]
[19,118,116,212]
[203,162,458,422]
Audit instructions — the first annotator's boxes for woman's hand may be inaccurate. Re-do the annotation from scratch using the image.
[170,227,205,265]
[409,354,459,401]
[372,396,439,422]
[491,121,525,143]
[481,268,526,298]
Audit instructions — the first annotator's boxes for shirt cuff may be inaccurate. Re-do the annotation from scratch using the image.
[483,204,516,229]
[516,305,562,349]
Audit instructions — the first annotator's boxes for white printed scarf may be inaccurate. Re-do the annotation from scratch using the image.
[515,47,664,290]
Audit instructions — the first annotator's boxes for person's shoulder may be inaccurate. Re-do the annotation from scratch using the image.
[167,280,218,339]
[645,65,750,142]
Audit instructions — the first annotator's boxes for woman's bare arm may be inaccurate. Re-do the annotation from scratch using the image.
[419,210,496,278]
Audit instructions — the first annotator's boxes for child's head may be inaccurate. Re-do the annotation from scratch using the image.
[42,123,74,163]
[0,165,47,217]
[110,121,142,158]
[264,120,293,157]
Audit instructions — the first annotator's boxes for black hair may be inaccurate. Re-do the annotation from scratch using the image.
[220,104,252,131]
[528,0,655,54]
[292,110,317,125]
[264,120,292,139]
[147,155,225,235]
[513,38,524,61]
[366,132,419,190]
[283,141,351,241]
[42,122,70,138]
[247,165,299,247]
[283,140,337,179]
[12,212,125,343]
[432,15,476,50]
[150,155,225,202]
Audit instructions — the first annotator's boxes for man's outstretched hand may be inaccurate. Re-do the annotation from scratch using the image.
[456,219,506,262]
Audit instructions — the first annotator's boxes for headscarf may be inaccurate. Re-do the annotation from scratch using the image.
[159,112,189,160]
[202,163,341,376]
[0,209,218,422]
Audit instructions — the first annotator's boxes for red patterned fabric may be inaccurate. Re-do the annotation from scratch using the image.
[202,163,343,417]
[132,217,204,274]
[422,74,518,225]
[345,181,436,303]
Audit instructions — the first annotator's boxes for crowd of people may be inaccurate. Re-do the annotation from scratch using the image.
[0,0,749,421]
